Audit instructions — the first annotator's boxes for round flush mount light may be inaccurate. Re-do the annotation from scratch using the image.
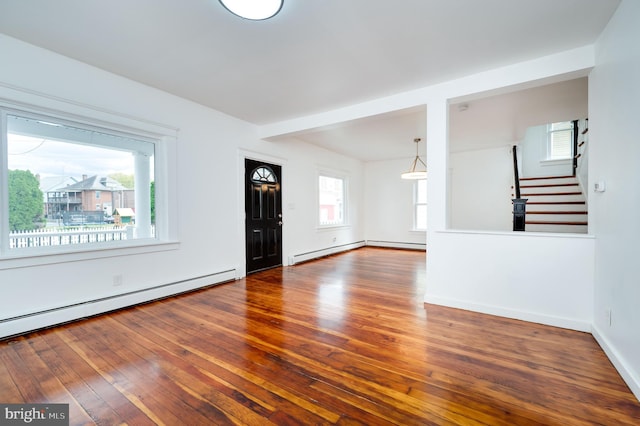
[219,0,283,20]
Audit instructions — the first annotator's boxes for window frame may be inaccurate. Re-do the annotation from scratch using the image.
[413,179,427,231]
[547,121,573,160]
[317,170,348,228]
[0,100,178,269]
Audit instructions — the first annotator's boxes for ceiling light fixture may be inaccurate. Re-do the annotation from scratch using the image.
[219,0,283,20]
[401,138,427,180]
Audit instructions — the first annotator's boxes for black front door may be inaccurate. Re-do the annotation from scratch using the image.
[245,159,283,274]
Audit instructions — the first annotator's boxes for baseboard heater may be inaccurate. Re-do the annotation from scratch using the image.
[0,269,236,340]
[366,240,427,250]
[289,241,366,265]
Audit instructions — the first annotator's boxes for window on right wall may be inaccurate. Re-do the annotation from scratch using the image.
[318,174,345,227]
[414,179,427,231]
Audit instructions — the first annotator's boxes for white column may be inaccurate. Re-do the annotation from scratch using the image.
[134,152,152,238]
[425,97,449,304]
[426,97,449,231]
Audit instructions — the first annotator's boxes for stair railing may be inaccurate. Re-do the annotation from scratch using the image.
[512,145,521,198]
[572,120,579,176]
[512,145,527,231]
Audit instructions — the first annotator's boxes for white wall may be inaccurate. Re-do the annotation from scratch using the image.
[427,231,594,330]
[589,0,640,399]
[363,158,426,249]
[0,35,364,337]
[449,146,513,231]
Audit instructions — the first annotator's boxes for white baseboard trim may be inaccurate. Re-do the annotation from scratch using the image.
[592,325,640,402]
[289,241,366,265]
[366,240,426,250]
[0,269,236,339]
[424,295,591,332]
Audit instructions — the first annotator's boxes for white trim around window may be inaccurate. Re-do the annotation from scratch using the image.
[317,169,348,228]
[547,121,573,160]
[0,94,178,270]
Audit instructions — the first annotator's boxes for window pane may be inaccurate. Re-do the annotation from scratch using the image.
[416,179,427,203]
[415,205,427,230]
[6,113,155,250]
[319,175,344,226]
[413,179,427,230]
[549,121,573,159]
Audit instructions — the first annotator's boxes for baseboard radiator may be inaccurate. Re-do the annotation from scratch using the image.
[288,240,426,265]
[366,240,427,250]
[289,241,366,265]
[0,269,236,340]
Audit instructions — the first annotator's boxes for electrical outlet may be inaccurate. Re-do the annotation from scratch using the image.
[113,274,123,287]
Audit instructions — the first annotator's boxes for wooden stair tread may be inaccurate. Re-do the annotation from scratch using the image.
[519,175,574,181]
[521,192,582,196]
[527,211,588,215]
[520,183,578,188]
[526,220,588,226]
[526,201,586,205]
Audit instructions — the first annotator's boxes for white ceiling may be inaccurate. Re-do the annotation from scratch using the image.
[0,0,618,160]
[287,106,428,162]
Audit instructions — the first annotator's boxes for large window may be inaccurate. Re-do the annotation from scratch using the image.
[547,121,573,160]
[2,109,156,254]
[318,174,345,226]
[414,179,427,231]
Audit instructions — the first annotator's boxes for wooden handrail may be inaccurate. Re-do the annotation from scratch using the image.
[572,120,579,176]
[511,145,526,231]
[512,145,521,198]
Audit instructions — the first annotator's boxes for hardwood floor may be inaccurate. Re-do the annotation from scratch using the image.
[1,247,639,425]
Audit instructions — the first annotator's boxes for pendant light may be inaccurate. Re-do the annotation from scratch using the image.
[219,0,283,20]
[401,138,427,179]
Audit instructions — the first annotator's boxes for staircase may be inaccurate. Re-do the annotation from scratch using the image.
[519,175,588,233]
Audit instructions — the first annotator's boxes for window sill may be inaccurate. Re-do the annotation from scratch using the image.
[317,224,350,231]
[0,239,180,271]
[540,158,571,166]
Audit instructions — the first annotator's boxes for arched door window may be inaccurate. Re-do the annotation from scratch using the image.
[251,166,277,184]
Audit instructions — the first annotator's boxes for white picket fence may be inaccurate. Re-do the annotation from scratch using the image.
[9,226,131,248]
